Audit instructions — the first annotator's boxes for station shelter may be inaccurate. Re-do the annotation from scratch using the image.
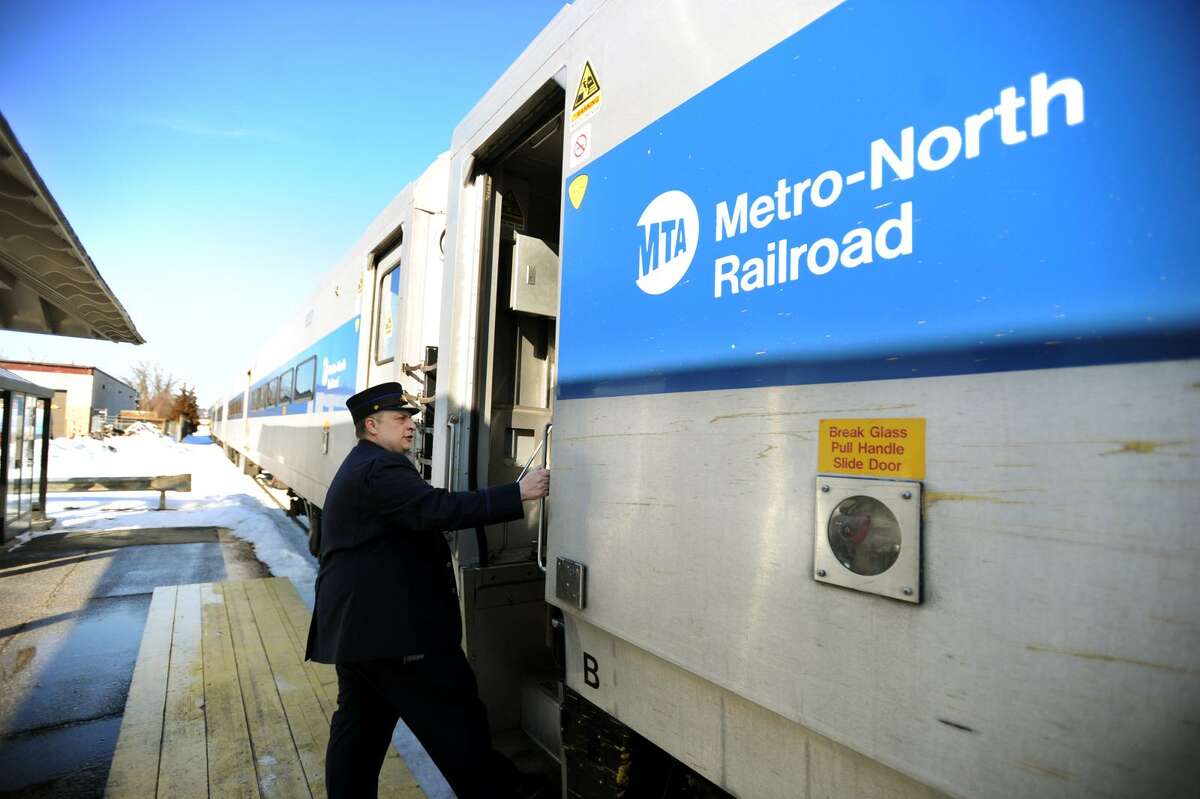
[0,368,52,541]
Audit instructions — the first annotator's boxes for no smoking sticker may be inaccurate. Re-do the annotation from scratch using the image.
[569,124,593,169]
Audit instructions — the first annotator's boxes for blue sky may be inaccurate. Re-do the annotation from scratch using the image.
[0,0,567,403]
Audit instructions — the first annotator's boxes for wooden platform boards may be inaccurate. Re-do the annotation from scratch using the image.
[104,577,425,798]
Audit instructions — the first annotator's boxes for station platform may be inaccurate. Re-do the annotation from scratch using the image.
[105,576,424,798]
[0,523,438,799]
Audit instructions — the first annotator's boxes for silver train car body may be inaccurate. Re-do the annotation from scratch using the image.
[218,2,1200,797]
[212,155,448,506]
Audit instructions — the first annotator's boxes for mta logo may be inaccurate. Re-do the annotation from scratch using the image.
[636,190,699,295]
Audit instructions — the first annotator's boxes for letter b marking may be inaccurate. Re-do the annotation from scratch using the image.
[583,652,600,689]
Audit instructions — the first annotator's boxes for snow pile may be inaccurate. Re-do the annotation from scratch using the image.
[30,432,318,593]
[122,421,166,436]
[49,429,193,478]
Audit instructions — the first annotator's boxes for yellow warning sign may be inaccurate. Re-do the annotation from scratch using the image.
[571,61,602,128]
[573,61,600,109]
[819,418,926,479]
[568,174,589,209]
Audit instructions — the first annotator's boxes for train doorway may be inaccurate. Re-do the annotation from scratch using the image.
[459,80,566,772]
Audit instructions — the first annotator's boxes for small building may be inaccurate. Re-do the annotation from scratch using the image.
[0,368,52,540]
[0,361,138,438]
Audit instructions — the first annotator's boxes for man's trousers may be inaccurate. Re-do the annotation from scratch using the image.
[325,649,518,798]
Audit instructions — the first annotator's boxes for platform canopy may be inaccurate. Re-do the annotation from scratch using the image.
[0,366,53,399]
[0,113,143,344]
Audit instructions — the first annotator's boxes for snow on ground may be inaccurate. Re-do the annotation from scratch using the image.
[18,428,318,596]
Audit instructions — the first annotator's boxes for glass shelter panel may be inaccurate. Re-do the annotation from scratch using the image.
[31,399,45,511]
[6,394,25,533]
[22,398,35,517]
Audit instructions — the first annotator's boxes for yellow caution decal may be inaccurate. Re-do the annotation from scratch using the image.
[571,61,602,128]
[568,174,589,210]
[573,61,600,109]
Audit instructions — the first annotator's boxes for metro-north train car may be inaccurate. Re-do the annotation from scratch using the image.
[215,2,1199,797]
[211,155,449,526]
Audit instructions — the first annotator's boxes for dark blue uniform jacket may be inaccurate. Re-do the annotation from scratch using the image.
[305,439,523,664]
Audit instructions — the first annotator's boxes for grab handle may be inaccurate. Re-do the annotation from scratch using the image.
[536,423,553,572]
[444,414,460,490]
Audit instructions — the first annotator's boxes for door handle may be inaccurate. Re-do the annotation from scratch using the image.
[445,413,460,490]
[536,422,553,572]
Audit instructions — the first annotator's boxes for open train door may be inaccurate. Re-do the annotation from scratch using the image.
[472,102,562,567]
[445,80,567,777]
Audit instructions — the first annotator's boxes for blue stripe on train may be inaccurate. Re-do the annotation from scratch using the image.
[557,0,1200,400]
[237,316,360,418]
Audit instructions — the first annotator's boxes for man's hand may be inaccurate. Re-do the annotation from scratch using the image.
[519,467,550,501]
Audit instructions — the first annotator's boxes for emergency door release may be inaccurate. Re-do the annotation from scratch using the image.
[813,476,922,603]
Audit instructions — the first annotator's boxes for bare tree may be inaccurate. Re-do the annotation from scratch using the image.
[127,361,178,412]
[147,389,176,419]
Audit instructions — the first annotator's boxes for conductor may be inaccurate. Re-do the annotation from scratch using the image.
[305,382,550,798]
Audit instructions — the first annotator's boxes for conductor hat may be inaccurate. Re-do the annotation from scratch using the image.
[347,382,422,424]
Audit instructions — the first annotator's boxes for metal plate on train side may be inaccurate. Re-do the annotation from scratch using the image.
[556,557,587,609]
[558,1,1200,400]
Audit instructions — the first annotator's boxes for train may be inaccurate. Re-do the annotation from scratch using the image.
[209,2,1200,797]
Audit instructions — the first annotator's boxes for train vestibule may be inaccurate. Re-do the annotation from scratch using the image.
[435,78,568,768]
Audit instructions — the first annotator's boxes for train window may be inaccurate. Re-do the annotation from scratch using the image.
[295,356,317,399]
[376,264,401,364]
[279,369,294,405]
[267,377,280,407]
